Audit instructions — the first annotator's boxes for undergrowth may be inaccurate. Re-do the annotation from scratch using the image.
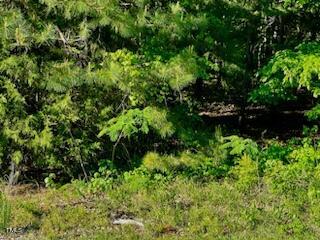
[1,126,320,239]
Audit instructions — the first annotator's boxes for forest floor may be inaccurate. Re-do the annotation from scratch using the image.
[1,178,319,240]
[201,104,311,140]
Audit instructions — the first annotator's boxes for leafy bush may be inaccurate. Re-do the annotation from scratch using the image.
[263,136,320,198]
[230,154,259,191]
[98,107,174,142]
[142,150,229,179]
[250,42,320,105]
[221,136,260,159]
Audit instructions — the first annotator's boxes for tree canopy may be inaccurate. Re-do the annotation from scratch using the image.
[0,0,319,182]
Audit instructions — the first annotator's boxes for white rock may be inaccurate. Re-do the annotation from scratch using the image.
[112,218,144,228]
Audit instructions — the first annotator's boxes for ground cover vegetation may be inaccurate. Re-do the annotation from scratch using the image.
[0,0,320,238]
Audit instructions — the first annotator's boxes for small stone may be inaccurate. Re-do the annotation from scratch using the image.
[112,218,144,229]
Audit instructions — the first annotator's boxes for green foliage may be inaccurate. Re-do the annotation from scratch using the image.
[221,135,260,159]
[142,148,230,179]
[0,192,11,231]
[7,173,320,239]
[230,154,259,191]
[98,107,174,141]
[44,173,58,188]
[250,42,320,105]
[306,105,320,121]
[283,0,320,12]
[263,135,320,198]
[250,41,320,132]
[0,0,319,183]
[1,1,320,237]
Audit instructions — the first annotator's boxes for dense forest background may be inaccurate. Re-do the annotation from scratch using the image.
[0,0,319,184]
[1,1,320,239]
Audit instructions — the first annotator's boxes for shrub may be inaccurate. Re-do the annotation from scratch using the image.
[230,154,259,191]
[221,135,260,160]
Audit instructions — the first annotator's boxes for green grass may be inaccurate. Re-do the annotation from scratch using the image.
[1,177,320,240]
[0,191,11,231]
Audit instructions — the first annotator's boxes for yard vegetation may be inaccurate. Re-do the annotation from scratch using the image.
[0,0,319,239]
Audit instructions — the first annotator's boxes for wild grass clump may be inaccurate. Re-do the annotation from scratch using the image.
[0,191,11,231]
